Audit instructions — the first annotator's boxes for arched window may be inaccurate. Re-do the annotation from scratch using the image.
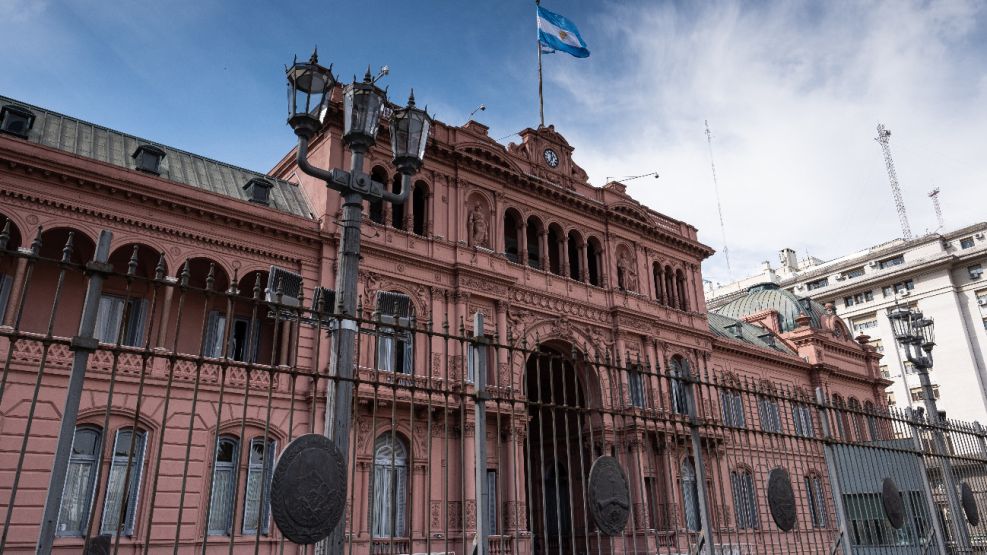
[207,435,240,536]
[503,210,521,263]
[371,434,409,538]
[547,224,563,276]
[101,428,147,536]
[56,426,102,536]
[731,468,759,529]
[792,402,815,437]
[805,474,827,528]
[664,265,675,308]
[832,395,850,440]
[242,437,276,535]
[567,231,582,281]
[525,216,542,269]
[848,398,865,441]
[369,166,388,224]
[653,262,663,304]
[675,268,689,311]
[412,181,428,236]
[587,237,602,286]
[681,458,700,531]
[669,356,689,415]
[545,463,572,537]
[390,174,406,230]
[864,401,880,440]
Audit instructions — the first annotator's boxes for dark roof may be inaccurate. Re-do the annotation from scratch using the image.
[0,96,312,218]
[707,312,795,354]
[713,282,826,333]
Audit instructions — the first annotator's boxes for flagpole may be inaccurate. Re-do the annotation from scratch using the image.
[536,0,544,127]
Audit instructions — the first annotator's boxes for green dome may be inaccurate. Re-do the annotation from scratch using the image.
[713,282,826,333]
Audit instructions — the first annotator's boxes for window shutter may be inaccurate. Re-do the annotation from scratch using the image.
[395,466,407,536]
[486,470,497,534]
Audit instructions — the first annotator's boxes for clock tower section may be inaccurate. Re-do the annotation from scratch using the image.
[508,124,590,192]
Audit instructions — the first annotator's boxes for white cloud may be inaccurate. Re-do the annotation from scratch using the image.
[543,1,987,285]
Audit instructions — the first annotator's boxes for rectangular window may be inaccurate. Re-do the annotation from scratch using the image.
[731,471,759,529]
[228,317,261,362]
[871,339,884,353]
[961,237,976,249]
[204,311,227,358]
[806,278,829,291]
[207,436,239,536]
[758,397,782,433]
[969,264,983,280]
[977,291,987,307]
[910,385,940,402]
[879,365,890,379]
[844,296,854,307]
[852,318,878,333]
[882,285,893,298]
[242,438,276,535]
[56,426,102,536]
[100,429,146,536]
[720,389,746,428]
[375,293,414,374]
[644,476,660,529]
[893,280,915,293]
[845,267,865,279]
[792,403,815,437]
[95,295,148,347]
[628,367,645,408]
[805,476,827,528]
[878,255,905,269]
[863,290,874,302]
[466,341,481,384]
[486,470,497,534]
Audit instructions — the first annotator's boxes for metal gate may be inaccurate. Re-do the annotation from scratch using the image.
[1,227,987,554]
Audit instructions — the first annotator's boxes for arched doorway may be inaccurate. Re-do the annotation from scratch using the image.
[525,343,593,555]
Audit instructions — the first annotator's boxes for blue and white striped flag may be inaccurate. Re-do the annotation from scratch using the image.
[537,5,590,58]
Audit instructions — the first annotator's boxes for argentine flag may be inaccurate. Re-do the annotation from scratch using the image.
[537,6,590,58]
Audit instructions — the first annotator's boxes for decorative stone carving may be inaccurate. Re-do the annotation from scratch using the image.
[882,478,905,529]
[767,467,797,532]
[270,434,346,544]
[588,455,631,535]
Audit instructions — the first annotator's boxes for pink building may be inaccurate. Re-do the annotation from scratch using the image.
[0,94,886,554]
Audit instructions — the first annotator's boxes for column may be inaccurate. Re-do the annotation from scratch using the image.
[495,300,508,387]
[155,277,176,348]
[580,244,589,284]
[2,253,29,326]
[539,231,549,271]
[560,238,569,278]
[279,320,292,366]
[406,182,416,233]
[518,223,528,266]
[655,266,664,304]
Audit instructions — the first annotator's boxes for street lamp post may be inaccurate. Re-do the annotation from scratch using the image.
[286,51,431,553]
[887,305,971,548]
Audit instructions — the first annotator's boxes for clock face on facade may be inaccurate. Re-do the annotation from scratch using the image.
[543,148,559,168]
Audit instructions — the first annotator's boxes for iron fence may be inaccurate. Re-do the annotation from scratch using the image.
[0,226,986,554]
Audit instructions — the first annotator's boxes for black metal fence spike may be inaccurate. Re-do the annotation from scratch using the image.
[205,263,216,292]
[30,225,42,256]
[60,231,75,264]
[127,245,139,277]
[252,273,263,300]
[0,219,11,251]
[154,251,166,280]
[179,259,191,288]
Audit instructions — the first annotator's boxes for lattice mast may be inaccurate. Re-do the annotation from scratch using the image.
[705,120,733,278]
[928,187,944,231]
[875,124,912,240]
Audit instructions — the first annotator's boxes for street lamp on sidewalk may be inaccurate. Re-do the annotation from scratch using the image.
[286,50,431,552]
[887,304,971,546]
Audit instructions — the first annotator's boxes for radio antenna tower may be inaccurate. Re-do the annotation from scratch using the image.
[928,187,944,231]
[705,120,733,279]
[875,124,912,240]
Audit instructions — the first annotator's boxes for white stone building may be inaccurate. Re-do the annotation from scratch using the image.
[705,222,987,423]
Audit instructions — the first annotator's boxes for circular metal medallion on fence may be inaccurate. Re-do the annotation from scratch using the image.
[588,455,631,535]
[767,467,797,532]
[962,481,980,526]
[270,433,347,544]
[881,478,905,529]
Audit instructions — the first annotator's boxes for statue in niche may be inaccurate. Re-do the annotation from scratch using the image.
[467,204,489,248]
[617,251,639,292]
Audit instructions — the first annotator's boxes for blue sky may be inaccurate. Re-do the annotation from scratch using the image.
[3,0,986,285]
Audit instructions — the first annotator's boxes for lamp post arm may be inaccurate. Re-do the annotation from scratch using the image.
[295,135,349,194]
[380,172,411,204]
